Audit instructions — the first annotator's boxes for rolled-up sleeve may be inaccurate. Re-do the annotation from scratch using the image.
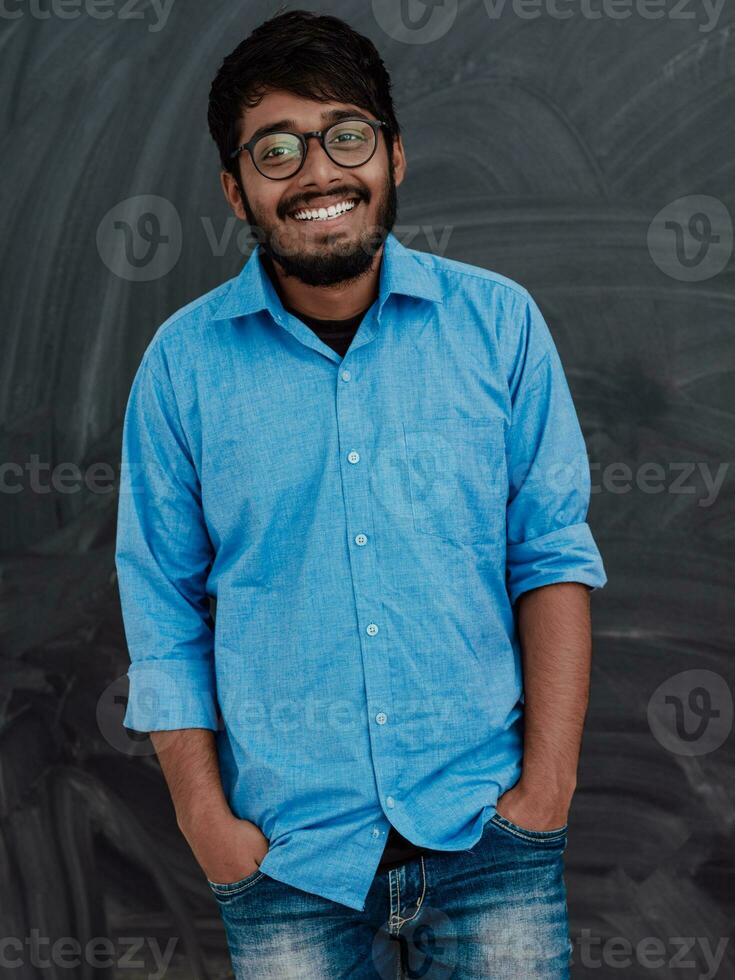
[505,294,606,604]
[115,347,219,733]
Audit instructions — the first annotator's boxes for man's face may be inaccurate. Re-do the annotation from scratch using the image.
[222,90,406,287]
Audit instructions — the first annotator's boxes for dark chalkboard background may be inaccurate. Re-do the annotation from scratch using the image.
[2,1,734,977]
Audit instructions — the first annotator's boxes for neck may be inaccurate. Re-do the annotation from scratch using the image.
[264,246,383,320]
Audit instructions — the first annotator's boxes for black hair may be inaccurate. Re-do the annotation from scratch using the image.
[207,8,400,180]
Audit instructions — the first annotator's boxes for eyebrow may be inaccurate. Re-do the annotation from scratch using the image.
[245,108,373,145]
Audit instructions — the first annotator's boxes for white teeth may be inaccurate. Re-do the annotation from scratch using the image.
[292,199,357,221]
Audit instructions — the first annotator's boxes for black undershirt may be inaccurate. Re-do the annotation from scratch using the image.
[261,253,429,872]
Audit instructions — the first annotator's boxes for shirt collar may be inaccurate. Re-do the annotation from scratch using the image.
[211,231,443,323]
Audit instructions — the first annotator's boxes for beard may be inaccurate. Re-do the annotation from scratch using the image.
[237,158,398,288]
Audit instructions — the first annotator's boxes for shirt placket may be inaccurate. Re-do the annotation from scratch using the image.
[334,316,400,822]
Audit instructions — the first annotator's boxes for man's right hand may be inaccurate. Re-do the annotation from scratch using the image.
[182,810,270,884]
[148,729,269,885]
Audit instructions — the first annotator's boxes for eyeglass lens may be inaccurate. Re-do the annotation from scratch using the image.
[253,120,377,178]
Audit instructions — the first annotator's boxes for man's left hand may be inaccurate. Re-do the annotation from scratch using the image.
[494,778,574,831]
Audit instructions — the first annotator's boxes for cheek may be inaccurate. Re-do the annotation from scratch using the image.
[242,181,284,220]
[361,163,390,201]
[354,180,381,212]
[264,191,288,219]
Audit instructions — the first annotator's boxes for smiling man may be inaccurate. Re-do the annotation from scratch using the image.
[222,95,399,294]
[115,9,606,979]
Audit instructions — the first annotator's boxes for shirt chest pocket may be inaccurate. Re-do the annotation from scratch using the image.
[401,417,507,546]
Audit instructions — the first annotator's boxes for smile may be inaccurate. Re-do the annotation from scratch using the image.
[290,199,359,222]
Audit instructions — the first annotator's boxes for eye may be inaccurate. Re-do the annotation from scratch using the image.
[329,129,368,145]
[255,134,301,166]
[261,143,298,160]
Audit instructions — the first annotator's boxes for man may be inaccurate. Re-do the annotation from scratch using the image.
[115,9,606,978]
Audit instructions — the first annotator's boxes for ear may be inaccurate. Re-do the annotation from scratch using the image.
[220,169,248,221]
[390,133,407,189]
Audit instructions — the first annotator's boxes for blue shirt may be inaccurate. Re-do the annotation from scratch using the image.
[115,231,606,912]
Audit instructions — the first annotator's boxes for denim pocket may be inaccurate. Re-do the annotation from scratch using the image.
[402,418,506,546]
[490,812,568,844]
[207,866,265,899]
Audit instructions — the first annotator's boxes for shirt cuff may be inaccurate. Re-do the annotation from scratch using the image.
[122,659,220,733]
[506,522,607,605]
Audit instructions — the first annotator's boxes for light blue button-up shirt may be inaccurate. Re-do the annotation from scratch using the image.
[115,231,606,912]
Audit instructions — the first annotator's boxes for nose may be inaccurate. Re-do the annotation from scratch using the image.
[296,134,344,187]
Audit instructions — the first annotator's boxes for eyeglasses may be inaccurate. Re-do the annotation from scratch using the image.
[230,117,386,180]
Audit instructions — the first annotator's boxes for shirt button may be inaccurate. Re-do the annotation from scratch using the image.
[375,712,387,725]
[347,450,360,464]
[341,369,351,382]
[386,796,395,808]
[372,827,380,838]
[355,533,368,546]
[366,623,379,636]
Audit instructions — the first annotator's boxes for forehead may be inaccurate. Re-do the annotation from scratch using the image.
[239,90,376,141]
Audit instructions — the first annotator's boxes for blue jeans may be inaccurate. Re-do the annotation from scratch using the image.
[208,812,572,978]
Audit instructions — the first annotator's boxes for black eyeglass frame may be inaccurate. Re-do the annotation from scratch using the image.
[229,118,387,180]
